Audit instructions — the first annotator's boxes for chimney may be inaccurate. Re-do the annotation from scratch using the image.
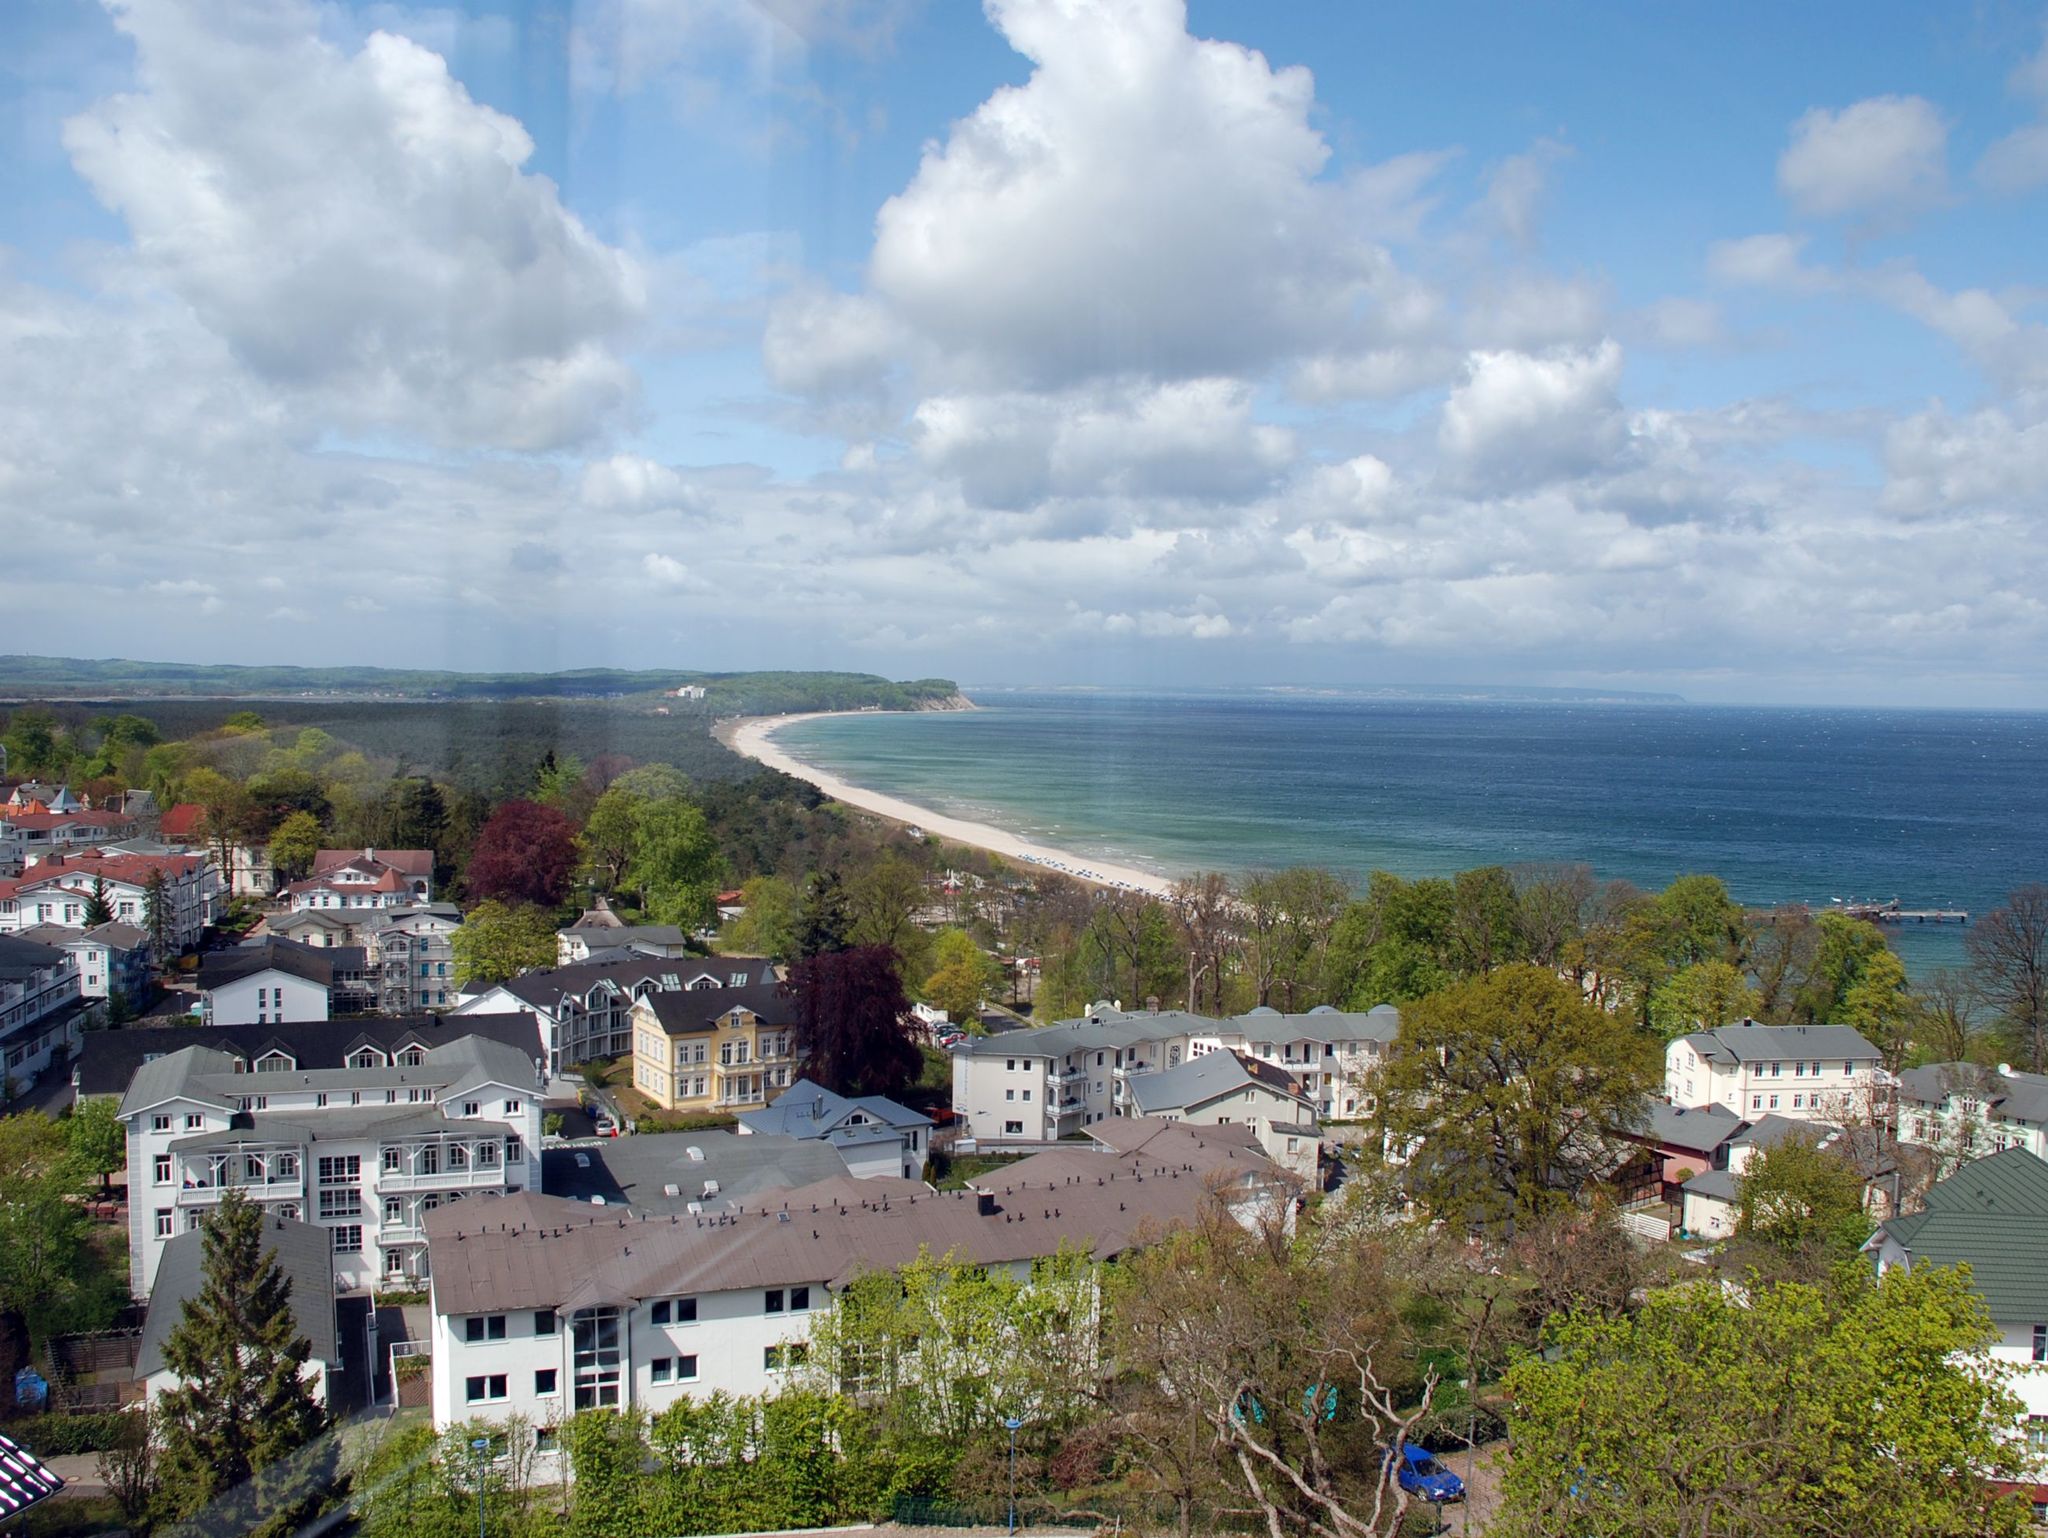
[1146,995,1160,1013]
[976,1191,997,1217]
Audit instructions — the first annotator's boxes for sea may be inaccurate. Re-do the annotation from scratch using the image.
[774,690,2048,976]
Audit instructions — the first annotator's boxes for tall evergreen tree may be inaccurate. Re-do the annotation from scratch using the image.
[154,1191,328,1530]
[82,876,115,929]
[141,868,176,963]
[783,945,921,1098]
[797,867,851,958]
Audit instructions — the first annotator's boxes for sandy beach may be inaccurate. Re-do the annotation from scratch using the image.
[718,712,1176,897]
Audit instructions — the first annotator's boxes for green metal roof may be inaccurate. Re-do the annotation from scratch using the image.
[1883,1147,2048,1324]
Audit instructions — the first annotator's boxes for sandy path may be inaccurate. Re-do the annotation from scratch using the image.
[718,712,1176,897]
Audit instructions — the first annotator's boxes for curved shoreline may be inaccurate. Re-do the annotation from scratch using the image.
[717,711,1176,897]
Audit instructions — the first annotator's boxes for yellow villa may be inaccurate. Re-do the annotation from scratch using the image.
[630,981,800,1113]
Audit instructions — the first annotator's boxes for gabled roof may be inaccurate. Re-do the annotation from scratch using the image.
[0,934,66,983]
[1126,1050,1311,1116]
[197,938,335,992]
[119,1033,540,1120]
[157,804,207,841]
[137,1215,338,1376]
[313,848,432,878]
[738,1078,930,1142]
[1897,1061,2048,1126]
[1629,1101,1743,1153]
[955,1002,1400,1061]
[482,954,775,1014]
[1873,1147,2048,1323]
[77,1011,544,1098]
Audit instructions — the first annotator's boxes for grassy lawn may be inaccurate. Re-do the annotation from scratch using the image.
[934,1152,1027,1191]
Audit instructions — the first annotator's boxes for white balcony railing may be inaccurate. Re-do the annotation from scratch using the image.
[375,1165,506,1192]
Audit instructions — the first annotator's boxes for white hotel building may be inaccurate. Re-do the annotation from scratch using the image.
[949,1002,1399,1147]
[1664,1020,1884,1124]
[118,1033,544,1298]
[424,1119,1290,1457]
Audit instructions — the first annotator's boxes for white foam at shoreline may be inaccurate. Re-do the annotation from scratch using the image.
[718,711,1176,897]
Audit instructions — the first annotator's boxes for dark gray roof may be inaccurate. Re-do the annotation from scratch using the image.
[1730,1114,1832,1153]
[1678,1020,1880,1067]
[117,1032,541,1118]
[430,1119,1283,1315]
[540,1129,851,1212]
[642,981,797,1033]
[1897,1061,2048,1125]
[138,1214,338,1377]
[1683,1168,1741,1202]
[1874,1147,2048,1323]
[563,923,689,948]
[737,1079,929,1143]
[1127,1052,1310,1116]
[0,934,64,983]
[198,938,333,992]
[75,1012,545,1098]
[1630,1101,1743,1152]
[493,955,776,1013]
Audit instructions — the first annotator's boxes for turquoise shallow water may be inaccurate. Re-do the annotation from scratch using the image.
[775,691,2048,976]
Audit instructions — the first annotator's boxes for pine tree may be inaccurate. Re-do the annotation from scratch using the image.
[141,868,176,964]
[797,867,851,958]
[82,876,115,929]
[154,1190,329,1529]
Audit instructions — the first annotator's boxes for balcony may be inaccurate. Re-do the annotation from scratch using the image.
[1048,1065,1086,1087]
[376,1163,507,1192]
[176,1175,304,1207]
[378,1217,426,1244]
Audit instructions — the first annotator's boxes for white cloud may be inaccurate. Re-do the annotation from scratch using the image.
[1776,95,1947,221]
[1979,33,2048,192]
[1484,137,1570,247]
[1438,341,1626,488]
[642,552,700,588]
[64,0,645,451]
[580,455,698,512]
[1706,232,1828,290]
[1883,402,2048,515]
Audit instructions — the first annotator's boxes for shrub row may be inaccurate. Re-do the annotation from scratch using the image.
[9,1410,142,1456]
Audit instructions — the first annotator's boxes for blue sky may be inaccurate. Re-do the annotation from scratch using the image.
[1,0,2044,704]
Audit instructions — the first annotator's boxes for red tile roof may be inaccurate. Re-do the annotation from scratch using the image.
[158,804,207,840]
[313,849,431,878]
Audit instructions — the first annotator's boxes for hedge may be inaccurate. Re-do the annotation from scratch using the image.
[9,1410,143,1456]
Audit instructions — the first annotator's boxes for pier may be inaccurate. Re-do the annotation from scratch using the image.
[1834,899,1969,926]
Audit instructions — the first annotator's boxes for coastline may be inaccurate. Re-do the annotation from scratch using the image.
[717,711,1176,897]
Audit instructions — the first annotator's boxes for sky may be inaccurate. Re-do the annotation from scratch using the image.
[1,0,2045,706]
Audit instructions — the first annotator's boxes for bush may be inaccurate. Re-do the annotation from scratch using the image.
[11,1410,143,1456]
[543,1111,565,1138]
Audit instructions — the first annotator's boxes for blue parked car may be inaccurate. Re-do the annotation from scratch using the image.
[1389,1443,1465,1504]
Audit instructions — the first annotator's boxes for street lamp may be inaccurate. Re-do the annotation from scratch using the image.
[1004,1416,1023,1536]
[470,1436,490,1538]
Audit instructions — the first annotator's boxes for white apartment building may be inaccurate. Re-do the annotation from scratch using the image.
[457,954,777,1075]
[0,809,138,876]
[0,933,83,1086]
[424,1119,1288,1461]
[16,921,149,1004]
[364,904,463,1013]
[281,849,434,914]
[0,849,219,950]
[118,1032,544,1298]
[950,1002,1399,1147]
[198,939,337,1026]
[1125,1051,1320,1180]
[1665,1020,1883,1124]
[1896,1061,2048,1165]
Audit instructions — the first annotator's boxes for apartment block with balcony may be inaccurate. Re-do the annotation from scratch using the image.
[1664,1019,1884,1124]
[0,932,84,1085]
[363,904,463,1013]
[629,983,800,1114]
[949,1001,1400,1148]
[118,1031,544,1298]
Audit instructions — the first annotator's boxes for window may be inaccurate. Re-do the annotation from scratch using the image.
[507,1137,523,1164]
[153,1154,172,1185]
[331,1225,363,1254]
[462,1101,481,1118]
[504,1099,522,1115]
[155,1208,173,1238]
[1751,1095,1762,1110]
[465,1315,508,1343]
[317,1155,360,1184]
[1004,1120,1024,1135]
[790,1286,810,1311]
[1791,1094,1803,1109]
[535,1368,558,1396]
[652,1299,671,1325]
[465,1374,508,1404]
[535,1309,557,1337]
[2033,1325,2046,1364]
[677,1353,698,1379]
[764,1344,808,1371]
[315,1093,329,1108]
[571,1307,622,1410]
[1005,1088,1015,1102]
[534,1428,558,1455]
[1768,1094,1779,1109]
[151,1113,171,1133]
[1022,1088,1032,1102]
[651,1357,672,1382]
[350,1049,383,1069]
[1006,1059,1016,1071]
[185,1113,204,1131]
[766,1289,786,1315]
[318,1189,362,1220]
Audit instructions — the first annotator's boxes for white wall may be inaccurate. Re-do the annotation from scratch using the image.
[207,971,330,1026]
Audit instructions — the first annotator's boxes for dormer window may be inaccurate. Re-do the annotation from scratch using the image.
[349,1049,385,1069]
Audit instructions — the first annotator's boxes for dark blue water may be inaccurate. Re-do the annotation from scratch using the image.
[778,692,2048,974]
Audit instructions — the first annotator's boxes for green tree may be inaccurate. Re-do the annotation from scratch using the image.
[1378,964,1658,1226]
[64,1096,126,1193]
[723,875,802,962]
[627,795,724,931]
[82,875,116,929]
[1842,946,1918,1071]
[0,1114,101,1390]
[450,901,559,988]
[565,1408,650,1538]
[142,867,177,960]
[798,868,851,957]
[1733,1137,1873,1262]
[1795,911,1894,1024]
[1968,885,2048,1073]
[221,711,266,733]
[152,1189,329,1530]
[2,707,60,776]
[923,929,1000,1024]
[1495,1265,2029,1538]
[267,810,324,885]
[1647,958,1760,1041]
[578,786,641,893]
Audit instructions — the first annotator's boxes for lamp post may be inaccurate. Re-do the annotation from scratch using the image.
[1004,1416,1023,1536]
[470,1436,490,1538]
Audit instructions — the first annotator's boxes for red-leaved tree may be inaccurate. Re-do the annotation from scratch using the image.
[783,944,923,1099]
[463,800,579,909]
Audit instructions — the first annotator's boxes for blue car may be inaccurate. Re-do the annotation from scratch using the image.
[1389,1443,1465,1504]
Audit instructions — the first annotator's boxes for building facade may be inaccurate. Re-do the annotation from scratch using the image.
[0,934,83,1086]
[0,850,219,950]
[118,1032,544,1297]
[735,1078,931,1181]
[1664,1020,1883,1124]
[363,905,463,1014]
[949,1002,1399,1147]
[630,984,799,1114]
[1896,1061,2048,1167]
